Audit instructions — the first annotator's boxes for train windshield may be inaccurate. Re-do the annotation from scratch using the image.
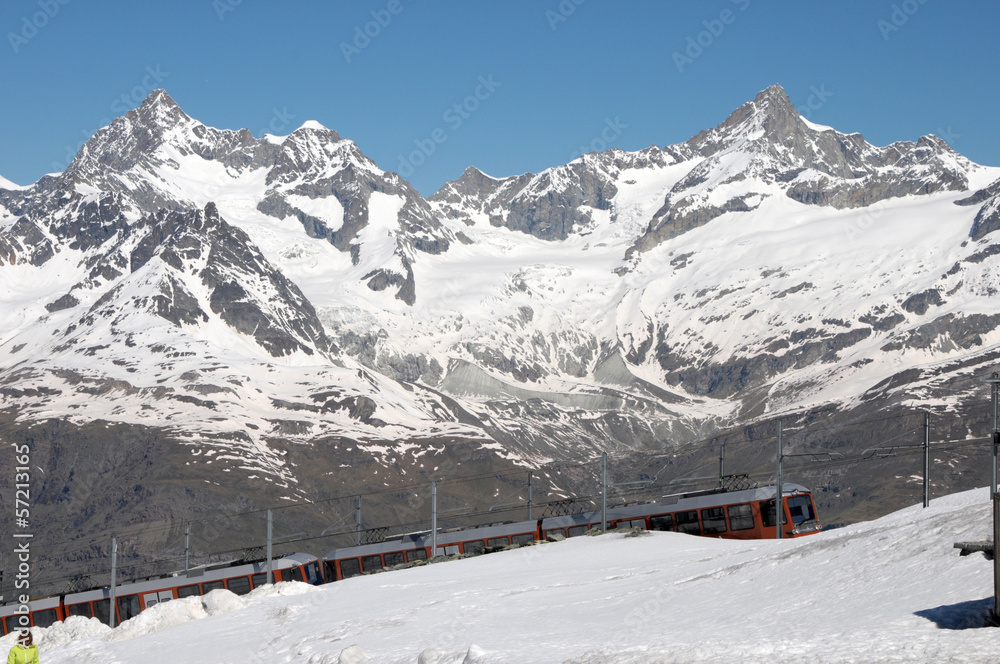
[786,495,816,524]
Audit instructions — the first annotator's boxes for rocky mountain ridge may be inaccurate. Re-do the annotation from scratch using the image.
[2,84,1000,573]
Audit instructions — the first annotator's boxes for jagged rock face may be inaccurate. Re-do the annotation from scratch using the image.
[629,86,974,254]
[431,146,694,241]
[58,91,454,306]
[959,177,1000,240]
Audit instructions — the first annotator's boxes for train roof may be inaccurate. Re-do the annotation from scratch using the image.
[0,553,318,615]
[323,519,539,560]
[660,483,810,510]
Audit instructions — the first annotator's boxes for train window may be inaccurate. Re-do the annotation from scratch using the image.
[464,540,485,555]
[512,533,535,545]
[568,525,589,537]
[545,528,567,540]
[251,573,268,588]
[759,500,786,528]
[67,603,93,618]
[177,584,202,598]
[31,609,58,628]
[701,507,727,534]
[650,514,674,531]
[361,555,383,573]
[5,616,21,634]
[340,558,362,579]
[384,551,405,567]
[787,495,816,523]
[307,563,322,584]
[727,503,755,531]
[202,580,225,593]
[487,537,509,548]
[675,511,701,535]
[94,600,111,626]
[405,548,428,563]
[227,577,251,596]
[285,566,304,583]
[117,595,141,622]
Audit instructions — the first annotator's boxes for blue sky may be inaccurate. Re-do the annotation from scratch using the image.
[1,0,997,195]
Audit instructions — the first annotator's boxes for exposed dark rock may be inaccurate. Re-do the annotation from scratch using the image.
[859,312,905,332]
[45,293,80,313]
[634,193,766,252]
[964,244,1000,265]
[658,327,872,398]
[627,85,971,254]
[901,289,944,316]
[881,314,1000,352]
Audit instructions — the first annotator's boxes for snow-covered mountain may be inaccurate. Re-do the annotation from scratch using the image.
[3,85,1000,560]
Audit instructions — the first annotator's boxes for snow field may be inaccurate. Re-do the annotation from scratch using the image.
[11,488,1000,663]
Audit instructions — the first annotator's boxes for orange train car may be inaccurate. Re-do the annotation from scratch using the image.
[321,483,821,580]
[0,552,322,635]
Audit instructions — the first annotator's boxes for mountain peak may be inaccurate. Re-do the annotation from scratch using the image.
[687,84,803,157]
[296,120,328,132]
[134,89,190,129]
[736,84,798,123]
[286,119,341,143]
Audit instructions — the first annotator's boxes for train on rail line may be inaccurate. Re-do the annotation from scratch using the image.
[0,553,323,636]
[321,482,820,580]
[0,482,819,635]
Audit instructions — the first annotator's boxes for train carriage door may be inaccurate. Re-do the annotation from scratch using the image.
[759,499,787,537]
[143,591,173,609]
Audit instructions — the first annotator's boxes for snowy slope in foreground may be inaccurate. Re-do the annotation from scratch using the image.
[10,489,1000,663]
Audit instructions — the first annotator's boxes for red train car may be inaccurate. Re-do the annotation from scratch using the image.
[321,483,821,581]
[0,552,322,635]
[323,520,539,581]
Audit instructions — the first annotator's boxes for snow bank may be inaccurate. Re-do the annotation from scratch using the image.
[22,492,1000,663]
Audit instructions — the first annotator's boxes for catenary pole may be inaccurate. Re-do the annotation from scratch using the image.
[923,412,930,508]
[431,481,438,558]
[719,442,725,487]
[266,509,273,585]
[775,421,783,540]
[184,523,190,572]
[527,471,533,521]
[990,373,1000,624]
[109,537,117,628]
[993,375,999,497]
[601,452,608,533]
[355,495,362,546]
